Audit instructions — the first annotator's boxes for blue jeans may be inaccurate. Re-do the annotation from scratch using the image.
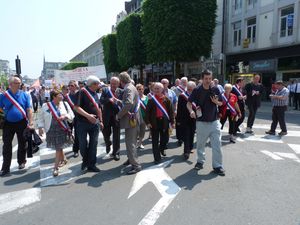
[196,120,223,168]
[77,120,100,168]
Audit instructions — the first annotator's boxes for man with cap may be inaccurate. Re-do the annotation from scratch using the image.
[265,81,289,136]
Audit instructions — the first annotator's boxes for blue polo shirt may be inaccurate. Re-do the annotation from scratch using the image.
[0,90,31,122]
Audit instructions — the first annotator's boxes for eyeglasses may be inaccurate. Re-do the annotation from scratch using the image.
[68,85,75,87]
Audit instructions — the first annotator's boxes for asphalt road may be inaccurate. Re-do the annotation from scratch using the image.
[0,104,299,225]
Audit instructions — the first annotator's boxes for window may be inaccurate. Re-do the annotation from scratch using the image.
[234,0,242,11]
[247,0,257,8]
[233,21,242,47]
[280,6,294,37]
[246,18,256,43]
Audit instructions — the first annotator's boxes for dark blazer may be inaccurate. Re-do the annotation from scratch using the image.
[100,87,120,126]
[176,94,196,126]
[245,82,264,107]
[145,96,174,130]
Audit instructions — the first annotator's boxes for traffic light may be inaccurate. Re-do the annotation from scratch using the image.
[15,55,21,75]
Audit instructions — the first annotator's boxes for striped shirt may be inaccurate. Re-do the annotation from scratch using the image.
[271,87,289,107]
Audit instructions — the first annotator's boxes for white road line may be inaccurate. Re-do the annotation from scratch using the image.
[274,152,299,160]
[288,144,300,154]
[243,135,284,143]
[243,123,300,130]
[261,150,284,160]
[8,156,40,173]
[0,188,41,215]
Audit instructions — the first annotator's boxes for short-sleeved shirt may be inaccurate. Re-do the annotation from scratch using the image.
[271,87,289,106]
[164,89,177,108]
[75,87,100,123]
[188,85,221,122]
[0,90,31,122]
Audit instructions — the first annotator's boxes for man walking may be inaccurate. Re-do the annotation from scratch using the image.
[117,72,141,175]
[245,74,264,134]
[74,76,103,172]
[0,76,34,176]
[187,70,225,176]
[265,81,289,136]
[293,79,300,110]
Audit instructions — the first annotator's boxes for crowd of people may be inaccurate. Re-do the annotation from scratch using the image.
[0,71,291,177]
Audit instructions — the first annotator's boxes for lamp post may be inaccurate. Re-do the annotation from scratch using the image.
[15,55,22,78]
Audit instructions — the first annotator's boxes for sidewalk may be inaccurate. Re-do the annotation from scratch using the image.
[258,101,300,115]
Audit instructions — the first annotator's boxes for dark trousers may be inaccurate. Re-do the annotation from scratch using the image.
[1,119,27,172]
[102,118,120,155]
[183,123,195,154]
[70,118,79,153]
[247,104,258,128]
[220,110,236,135]
[294,93,300,109]
[151,119,169,162]
[270,106,287,132]
[175,122,184,141]
[32,100,38,112]
[77,120,100,168]
[289,92,294,107]
[235,104,245,133]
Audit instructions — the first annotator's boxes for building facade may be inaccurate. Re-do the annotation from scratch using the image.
[225,0,300,93]
[41,57,66,81]
[0,59,10,75]
[125,0,143,14]
[112,11,127,33]
[70,37,104,67]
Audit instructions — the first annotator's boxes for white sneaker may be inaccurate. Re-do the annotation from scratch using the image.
[139,144,145,149]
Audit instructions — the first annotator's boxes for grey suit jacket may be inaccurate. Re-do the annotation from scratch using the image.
[118,83,140,129]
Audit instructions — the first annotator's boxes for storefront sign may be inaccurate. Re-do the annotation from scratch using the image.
[249,59,276,72]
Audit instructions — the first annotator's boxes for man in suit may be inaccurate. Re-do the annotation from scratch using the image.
[100,77,122,161]
[117,72,141,175]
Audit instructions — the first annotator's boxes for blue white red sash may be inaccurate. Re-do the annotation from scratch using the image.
[4,90,27,120]
[107,87,121,110]
[65,94,74,109]
[139,97,147,111]
[221,94,237,116]
[181,92,197,110]
[232,85,243,97]
[176,85,185,93]
[82,87,101,114]
[150,94,170,121]
[47,101,69,132]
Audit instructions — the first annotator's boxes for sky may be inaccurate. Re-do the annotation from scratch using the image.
[0,0,126,79]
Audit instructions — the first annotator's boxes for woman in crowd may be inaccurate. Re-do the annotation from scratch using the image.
[219,84,241,143]
[136,84,148,149]
[145,82,175,164]
[38,90,74,176]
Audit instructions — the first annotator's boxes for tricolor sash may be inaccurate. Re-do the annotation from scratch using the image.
[232,85,243,97]
[221,94,237,116]
[47,101,69,133]
[82,87,101,115]
[139,97,147,111]
[107,87,121,110]
[65,94,75,109]
[150,94,170,121]
[181,92,197,110]
[4,90,27,120]
[176,85,185,93]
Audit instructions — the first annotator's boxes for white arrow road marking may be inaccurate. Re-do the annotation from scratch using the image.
[128,159,181,225]
[261,150,284,160]
[288,144,300,154]
[0,188,41,215]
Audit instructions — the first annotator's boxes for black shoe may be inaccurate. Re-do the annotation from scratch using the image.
[81,162,87,171]
[265,130,275,135]
[127,166,141,175]
[177,140,183,147]
[213,167,225,176]
[160,150,166,157]
[194,162,203,170]
[87,166,101,173]
[73,152,79,158]
[236,127,241,133]
[113,154,120,161]
[229,138,236,144]
[278,131,287,136]
[0,170,10,177]
[183,153,189,160]
[123,160,130,166]
[154,160,161,165]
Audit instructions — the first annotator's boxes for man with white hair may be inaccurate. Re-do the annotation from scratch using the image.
[0,76,34,176]
[176,81,197,160]
[100,77,122,161]
[117,72,141,175]
[74,75,103,173]
[173,77,188,97]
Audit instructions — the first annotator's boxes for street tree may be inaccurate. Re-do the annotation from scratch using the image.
[102,33,121,73]
[116,13,146,82]
[142,0,217,76]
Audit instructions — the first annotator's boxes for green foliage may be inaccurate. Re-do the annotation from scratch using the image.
[0,73,8,89]
[61,62,88,70]
[102,34,121,73]
[142,0,217,63]
[116,13,146,69]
